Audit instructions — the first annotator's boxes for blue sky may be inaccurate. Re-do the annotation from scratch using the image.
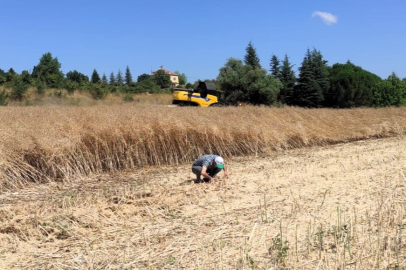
[1,0,405,83]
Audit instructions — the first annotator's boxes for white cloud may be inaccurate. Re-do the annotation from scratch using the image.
[312,11,338,25]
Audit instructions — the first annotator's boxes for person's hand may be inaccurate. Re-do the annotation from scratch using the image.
[224,172,229,179]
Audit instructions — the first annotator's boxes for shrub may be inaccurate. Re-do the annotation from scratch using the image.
[36,80,47,95]
[123,93,134,102]
[65,81,78,94]
[11,77,29,101]
[0,89,8,106]
[89,84,108,99]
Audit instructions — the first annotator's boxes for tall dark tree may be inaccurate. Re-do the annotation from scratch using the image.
[125,66,132,85]
[279,54,296,104]
[32,52,64,88]
[109,72,116,85]
[116,69,124,85]
[244,41,261,69]
[294,48,329,107]
[270,54,281,79]
[101,73,108,85]
[91,69,101,84]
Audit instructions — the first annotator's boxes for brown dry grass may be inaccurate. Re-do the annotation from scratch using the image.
[1,136,405,269]
[3,87,172,107]
[1,106,406,191]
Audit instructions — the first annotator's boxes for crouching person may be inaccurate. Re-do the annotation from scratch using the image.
[192,154,229,183]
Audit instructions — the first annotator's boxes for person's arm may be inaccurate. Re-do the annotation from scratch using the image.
[201,166,214,181]
[223,163,229,179]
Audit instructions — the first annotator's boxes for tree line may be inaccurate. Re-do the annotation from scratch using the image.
[1,46,406,107]
[217,42,406,108]
[0,52,188,105]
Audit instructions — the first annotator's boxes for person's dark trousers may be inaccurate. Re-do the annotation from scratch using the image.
[207,167,222,178]
[192,166,222,182]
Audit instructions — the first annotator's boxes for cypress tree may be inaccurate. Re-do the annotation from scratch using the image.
[109,72,116,85]
[279,54,296,105]
[101,73,108,85]
[244,41,261,69]
[270,54,281,79]
[116,70,124,85]
[294,48,329,107]
[91,69,101,84]
[125,66,132,85]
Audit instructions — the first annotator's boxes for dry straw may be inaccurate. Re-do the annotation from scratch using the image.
[1,106,406,190]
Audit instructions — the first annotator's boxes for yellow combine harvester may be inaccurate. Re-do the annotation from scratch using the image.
[172,81,220,107]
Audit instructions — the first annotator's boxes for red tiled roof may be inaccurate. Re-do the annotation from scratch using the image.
[152,67,178,76]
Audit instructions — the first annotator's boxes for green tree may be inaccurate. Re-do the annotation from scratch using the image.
[66,70,89,84]
[294,48,329,107]
[0,69,7,84]
[244,41,261,69]
[217,58,248,103]
[109,72,116,85]
[0,68,7,85]
[137,73,150,83]
[325,61,381,108]
[133,77,160,93]
[20,70,32,85]
[91,69,101,84]
[153,69,171,89]
[32,52,64,88]
[373,72,403,107]
[176,71,187,85]
[125,66,133,85]
[101,73,108,85]
[11,76,29,100]
[270,54,281,79]
[6,68,16,82]
[279,54,296,104]
[116,70,124,85]
[217,58,281,105]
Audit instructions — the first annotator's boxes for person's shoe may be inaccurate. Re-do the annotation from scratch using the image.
[194,179,202,183]
[203,178,211,182]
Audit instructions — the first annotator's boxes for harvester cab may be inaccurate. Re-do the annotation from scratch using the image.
[172,81,220,107]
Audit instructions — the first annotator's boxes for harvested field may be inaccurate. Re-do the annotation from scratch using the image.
[1,136,406,269]
[1,106,406,269]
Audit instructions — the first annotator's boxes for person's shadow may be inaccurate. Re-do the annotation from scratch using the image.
[180,179,211,185]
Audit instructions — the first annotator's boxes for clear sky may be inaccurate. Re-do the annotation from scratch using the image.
[1,0,405,83]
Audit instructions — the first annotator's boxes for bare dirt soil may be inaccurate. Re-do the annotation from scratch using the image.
[1,136,406,269]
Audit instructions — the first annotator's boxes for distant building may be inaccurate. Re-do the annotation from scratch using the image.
[152,66,179,86]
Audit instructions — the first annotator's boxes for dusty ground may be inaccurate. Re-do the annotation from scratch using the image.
[1,136,406,269]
